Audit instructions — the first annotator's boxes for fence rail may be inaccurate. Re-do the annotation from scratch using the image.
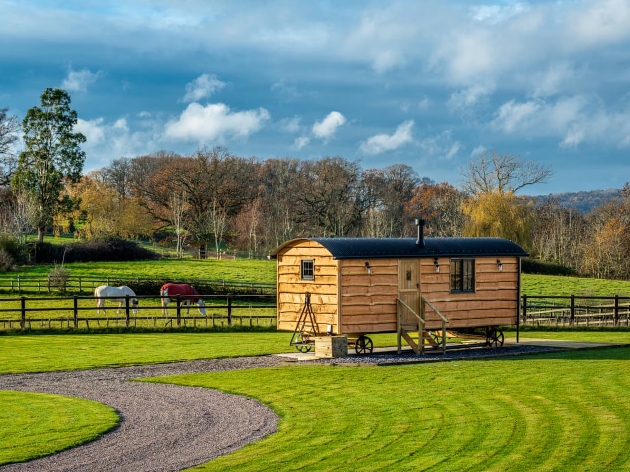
[0,275,275,296]
[0,294,276,332]
[521,294,630,327]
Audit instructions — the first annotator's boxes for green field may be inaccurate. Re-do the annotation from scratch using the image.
[6,259,630,297]
[1,331,630,469]
[9,258,277,284]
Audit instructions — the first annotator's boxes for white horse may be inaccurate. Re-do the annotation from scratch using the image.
[160,283,206,316]
[94,285,139,315]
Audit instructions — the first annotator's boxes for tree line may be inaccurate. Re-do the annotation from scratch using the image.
[1,88,630,280]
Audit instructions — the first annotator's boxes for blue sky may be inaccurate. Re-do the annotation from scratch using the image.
[1,0,630,195]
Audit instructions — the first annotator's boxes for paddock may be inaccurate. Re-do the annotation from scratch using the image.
[271,221,528,355]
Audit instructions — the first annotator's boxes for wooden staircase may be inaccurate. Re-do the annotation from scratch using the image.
[397,296,448,355]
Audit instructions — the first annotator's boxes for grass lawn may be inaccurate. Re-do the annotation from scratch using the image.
[1,331,630,469]
[147,346,630,472]
[0,390,118,466]
[0,332,293,374]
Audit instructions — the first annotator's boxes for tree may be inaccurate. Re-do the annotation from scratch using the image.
[463,191,534,248]
[0,107,20,187]
[11,88,86,242]
[404,181,466,237]
[460,151,552,196]
[361,164,420,237]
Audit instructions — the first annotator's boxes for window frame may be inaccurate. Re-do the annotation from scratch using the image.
[301,259,315,280]
[450,258,475,293]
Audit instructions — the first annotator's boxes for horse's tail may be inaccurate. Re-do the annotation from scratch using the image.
[160,287,168,307]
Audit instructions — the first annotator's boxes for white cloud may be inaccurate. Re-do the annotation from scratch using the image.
[491,94,630,148]
[532,63,578,98]
[492,100,541,133]
[568,0,630,47]
[278,116,302,133]
[75,118,105,145]
[470,145,487,157]
[75,116,161,170]
[472,3,529,24]
[312,111,346,140]
[419,130,462,160]
[447,84,494,110]
[294,136,310,149]
[183,74,226,102]
[62,68,100,92]
[360,120,414,155]
[165,102,270,142]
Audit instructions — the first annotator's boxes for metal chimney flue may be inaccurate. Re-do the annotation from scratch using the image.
[415,218,425,247]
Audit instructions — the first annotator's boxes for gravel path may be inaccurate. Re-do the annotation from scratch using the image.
[0,344,557,471]
[0,356,284,472]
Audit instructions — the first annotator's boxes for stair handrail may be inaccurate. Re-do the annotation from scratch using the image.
[421,296,449,352]
[396,298,425,354]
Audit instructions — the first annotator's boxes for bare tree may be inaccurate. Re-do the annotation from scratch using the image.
[460,151,552,196]
[0,107,20,187]
[169,190,188,258]
[0,189,37,244]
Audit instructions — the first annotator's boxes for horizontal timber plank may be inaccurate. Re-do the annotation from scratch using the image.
[342,304,397,316]
[341,268,398,277]
[278,280,338,291]
[341,295,398,305]
[278,265,338,277]
[278,303,338,315]
[341,285,398,296]
[281,245,333,256]
[279,255,336,266]
[338,313,398,324]
[341,322,397,334]
[277,292,338,305]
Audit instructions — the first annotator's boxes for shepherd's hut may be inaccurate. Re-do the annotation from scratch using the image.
[270,220,528,354]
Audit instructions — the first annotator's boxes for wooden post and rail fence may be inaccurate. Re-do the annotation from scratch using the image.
[2,288,630,332]
[0,294,276,331]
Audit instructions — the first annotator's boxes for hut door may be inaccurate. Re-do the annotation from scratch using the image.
[398,259,421,330]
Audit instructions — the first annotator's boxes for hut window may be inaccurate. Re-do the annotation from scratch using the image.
[450,259,475,293]
[301,260,315,280]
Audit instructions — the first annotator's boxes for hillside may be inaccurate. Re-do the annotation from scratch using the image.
[526,188,621,214]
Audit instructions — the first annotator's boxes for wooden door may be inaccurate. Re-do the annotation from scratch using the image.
[398,259,421,331]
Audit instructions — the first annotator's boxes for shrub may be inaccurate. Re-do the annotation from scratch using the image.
[49,265,71,293]
[0,248,15,272]
[0,233,21,262]
[521,258,576,276]
[31,237,160,264]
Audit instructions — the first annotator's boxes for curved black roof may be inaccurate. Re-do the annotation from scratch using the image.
[271,237,528,259]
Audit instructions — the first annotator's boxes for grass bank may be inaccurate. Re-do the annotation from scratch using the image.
[0,391,117,466]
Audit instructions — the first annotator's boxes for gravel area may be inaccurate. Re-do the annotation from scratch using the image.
[0,344,558,471]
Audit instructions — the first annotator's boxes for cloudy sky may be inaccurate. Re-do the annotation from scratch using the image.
[1,0,630,195]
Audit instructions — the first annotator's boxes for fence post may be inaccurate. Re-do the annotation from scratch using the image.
[227,296,232,327]
[78,276,82,294]
[570,295,575,326]
[17,275,20,294]
[47,275,51,293]
[522,294,527,324]
[615,295,620,326]
[21,297,26,330]
[125,295,130,327]
[176,295,181,327]
[73,296,79,328]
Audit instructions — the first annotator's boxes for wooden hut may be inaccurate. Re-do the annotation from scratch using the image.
[270,220,528,354]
